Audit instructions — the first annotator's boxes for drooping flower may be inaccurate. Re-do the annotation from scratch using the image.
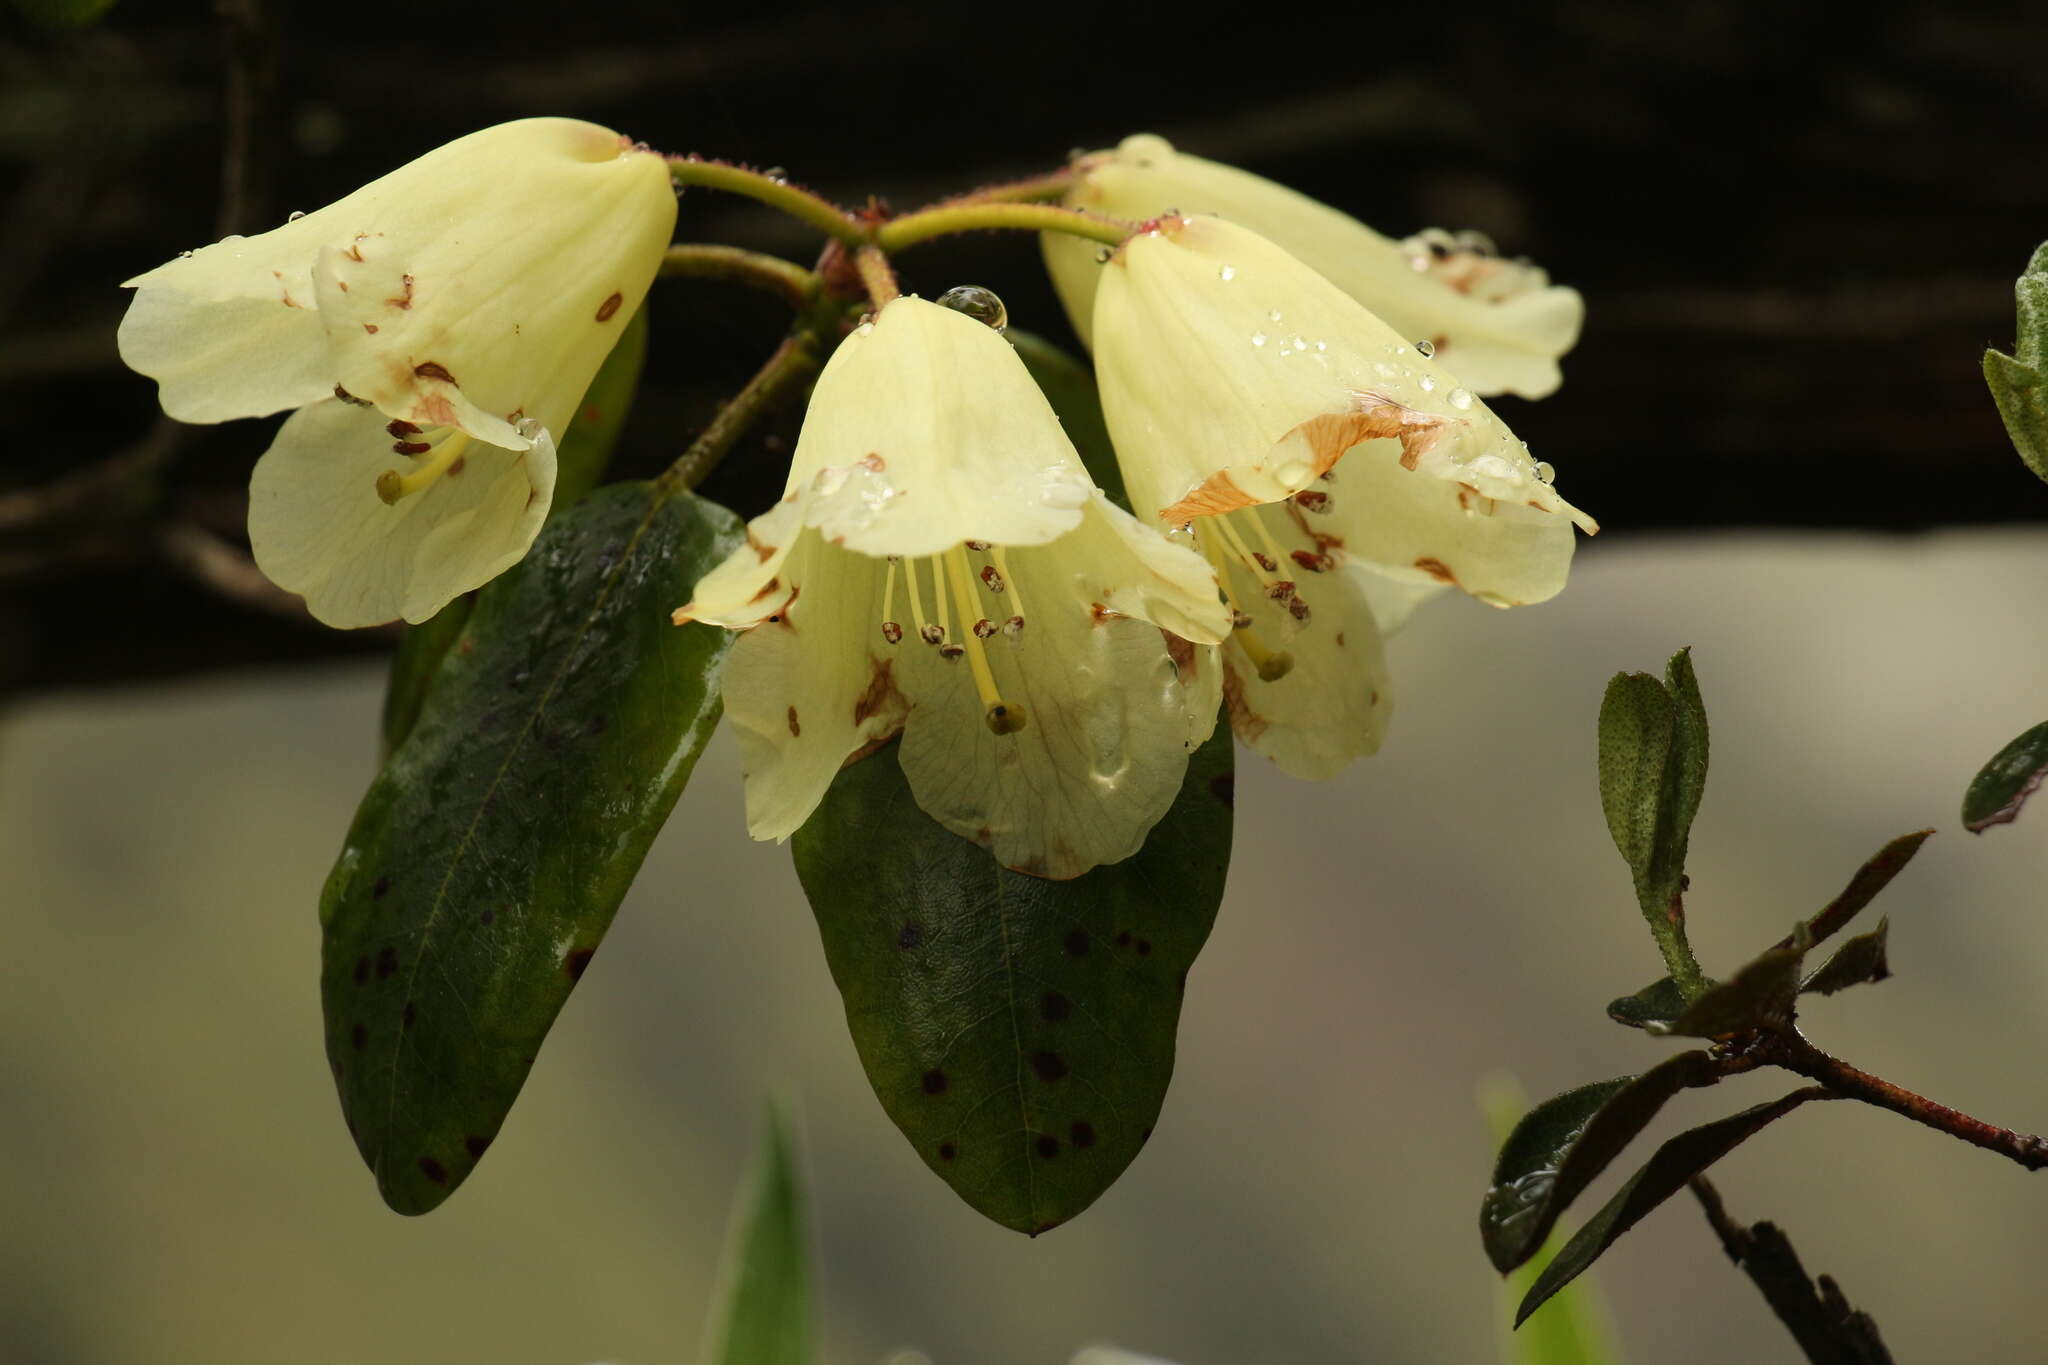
[118,117,677,627]
[1043,133,1583,399]
[1092,214,1598,778]
[677,296,1230,879]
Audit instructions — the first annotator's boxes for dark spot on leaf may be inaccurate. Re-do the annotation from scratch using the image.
[921,1069,948,1095]
[353,955,370,985]
[479,908,495,926]
[1035,1134,1060,1159]
[1040,991,1070,1021]
[1032,1051,1068,1081]
[417,1156,448,1185]
[1069,1121,1096,1148]
[898,922,924,949]
[566,947,596,981]
[1116,930,1132,947]
[1136,939,1152,955]
[1063,929,1089,955]
[376,946,398,978]
[1210,773,1235,806]
[350,1023,366,1050]
[372,875,390,900]
[465,1135,492,1158]
[938,1142,957,1161]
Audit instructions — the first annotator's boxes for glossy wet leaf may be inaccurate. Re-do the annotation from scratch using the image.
[1516,1088,1829,1326]
[1783,830,1932,948]
[321,482,742,1214]
[1649,938,1806,1038]
[1010,328,1129,513]
[1606,975,1686,1031]
[1983,241,2048,485]
[702,1103,813,1365]
[377,312,649,756]
[1481,1050,1720,1273]
[792,721,1232,1235]
[1597,649,1708,925]
[1801,918,1892,997]
[1963,721,2048,832]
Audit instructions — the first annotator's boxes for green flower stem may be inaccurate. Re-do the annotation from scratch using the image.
[853,245,900,309]
[658,331,820,493]
[667,157,866,245]
[660,244,818,309]
[873,201,1135,253]
[931,167,1074,207]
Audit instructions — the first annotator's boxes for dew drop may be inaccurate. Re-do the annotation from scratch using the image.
[1291,336,1307,351]
[1314,340,1327,352]
[764,165,788,183]
[1250,332,1268,347]
[1419,375,1437,393]
[856,321,874,336]
[286,209,306,222]
[177,250,194,259]
[1095,247,1114,264]
[1448,387,1474,410]
[935,284,1007,333]
[1218,264,1237,281]
[1276,461,1312,488]
[1414,339,1436,358]
[1535,461,1557,484]
[1268,309,1283,323]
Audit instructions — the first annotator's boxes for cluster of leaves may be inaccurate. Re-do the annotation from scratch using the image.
[320,321,1228,1233]
[1482,652,1922,1331]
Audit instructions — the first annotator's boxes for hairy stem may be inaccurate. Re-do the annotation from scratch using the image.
[1765,1029,2048,1170]
[1654,890,1712,1000]
[660,244,818,308]
[1689,1177,1892,1365]
[658,332,819,493]
[852,245,899,309]
[928,167,1074,207]
[873,201,1135,253]
[666,157,866,245]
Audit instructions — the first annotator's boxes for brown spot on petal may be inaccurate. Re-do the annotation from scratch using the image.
[413,360,456,384]
[386,274,415,310]
[1221,658,1270,743]
[1158,470,1255,523]
[750,576,781,603]
[362,323,378,334]
[746,528,776,563]
[858,452,885,472]
[1414,557,1457,584]
[1089,602,1124,625]
[786,705,800,737]
[853,657,906,727]
[1303,393,1449,473]
[595,290,624,322]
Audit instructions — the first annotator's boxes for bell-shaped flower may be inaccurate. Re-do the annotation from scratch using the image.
[677,296,1230,880]
[118,117,677,627]
[1092,214,1598,778]
[1043,134,1582,399]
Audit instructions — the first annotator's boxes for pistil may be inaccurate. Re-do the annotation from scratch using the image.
[375,430,473,505]
[943,546,1026,734]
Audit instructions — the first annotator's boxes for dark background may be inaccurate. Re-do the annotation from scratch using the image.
[5,0,2046,695]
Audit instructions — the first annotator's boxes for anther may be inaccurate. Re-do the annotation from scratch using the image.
[386,418,422,438]
[1293,489,1332,513]
[1265,579,1297,601]
[965,539,990,551]
[973,618,996,639]
[1003,615,1025,637]
[939,643,965,660]
[919,623,944,646]
[1288,598,1312,623]
[392,440,432,456]
[980,565,1006,593]
[1290,549,1332,573]
[1252,551,1278,573]
[881,621,903,644]
[1231,610,1253,630]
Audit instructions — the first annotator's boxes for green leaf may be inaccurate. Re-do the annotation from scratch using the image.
[1785,830,1932,947]
[376,311,649,757]
[1596,650,1707,928]
[1800,918,1891,997]
[8,0,117,27]
[1481,1051,1720,1273]
[1008,329,1128,513]
[1648,938,1806,1038]
[791,720,1233,1235]
[701,1103,814,1365]
[1606,975,1685,1031]
[320,482,743,1214]
[1983,241,2048,485]
[1963,720,2048,832]
[1516,1089,1828,1326]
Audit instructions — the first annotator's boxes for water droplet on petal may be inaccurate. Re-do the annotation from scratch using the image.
[1250,332,1267,347]
[1535,461,1556,484]
[1419,375,1437,393]
[1276,461,1312,488]
[177,250,194,259]
[1218,264,1236,281]
[1448,387,1474,410]
[286,210,306,222]
[856,321,875,336]
[1414,339,1436,358]
[935,285,1007,333]
[1268,309,1283,323]
[1291,336,1307,351]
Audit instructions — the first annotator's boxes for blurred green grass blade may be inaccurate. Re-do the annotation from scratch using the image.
[1482,1079,1626,1365]
[791,716,1232,1235]
[321,482,742,1214]
[378,310,649,757]
[701,1103,814,1365]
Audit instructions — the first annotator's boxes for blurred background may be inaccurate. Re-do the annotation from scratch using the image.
[5,1,2048,1362]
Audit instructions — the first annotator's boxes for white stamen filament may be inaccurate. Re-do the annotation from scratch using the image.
[944,546,1025,734]
[1196,523,1294,682]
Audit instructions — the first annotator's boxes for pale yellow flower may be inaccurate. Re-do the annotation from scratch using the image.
[1044,133,1582,398]
[119,118,677,627]
[1092,214,1597,777]
[678,297,1230,879]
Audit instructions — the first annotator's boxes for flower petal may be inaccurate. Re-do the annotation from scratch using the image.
[1221,568,1392,780]
[780,299,1096,558]
[713,535,905,841]
[248,398,555,627]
